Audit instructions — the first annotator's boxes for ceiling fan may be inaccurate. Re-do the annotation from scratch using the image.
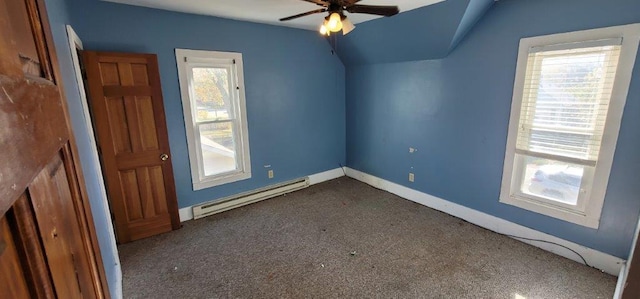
[279,0,400,35]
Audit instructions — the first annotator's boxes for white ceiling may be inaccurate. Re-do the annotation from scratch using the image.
[103,0,445,31]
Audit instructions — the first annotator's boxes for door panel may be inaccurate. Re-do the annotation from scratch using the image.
[9,194,57,299]
[0,216,31,299]
[29,152,98,298]
[136,96,160,151]
[130,64,149,85]
[83,51,180,243]
[120,169,143,221]
[105,96,132,153]
[4,0,41,77]
[118,167,169,223]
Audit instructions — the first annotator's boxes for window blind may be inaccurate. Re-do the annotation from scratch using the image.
[515,42,622,164]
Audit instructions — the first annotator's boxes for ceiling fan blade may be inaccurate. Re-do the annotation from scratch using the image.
[299,0,328,7]
[346,5,399,16]
[279,8,327,21]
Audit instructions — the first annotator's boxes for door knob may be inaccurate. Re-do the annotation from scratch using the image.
[160,153,169,161]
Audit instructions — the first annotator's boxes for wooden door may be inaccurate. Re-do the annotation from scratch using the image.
[83,51,180,243]
[0,0,109,297]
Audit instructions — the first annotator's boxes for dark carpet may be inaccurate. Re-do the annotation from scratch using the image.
[119,177,616,298]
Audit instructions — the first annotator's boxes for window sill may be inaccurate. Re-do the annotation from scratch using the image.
[193,171,251,191]
[499,194,600,229]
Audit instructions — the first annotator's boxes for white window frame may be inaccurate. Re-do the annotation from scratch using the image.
[500,24,640,228]
[176,49,251,190]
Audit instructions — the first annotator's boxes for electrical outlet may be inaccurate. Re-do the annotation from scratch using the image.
[409,173,414,182]
[268,170,274,179]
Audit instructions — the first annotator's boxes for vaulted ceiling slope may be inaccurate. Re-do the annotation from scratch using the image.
[335,0,495,65]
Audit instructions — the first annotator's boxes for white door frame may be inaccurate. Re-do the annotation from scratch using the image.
[614,217,640,298]
[66,25,122,298]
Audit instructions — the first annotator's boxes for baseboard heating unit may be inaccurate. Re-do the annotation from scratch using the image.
[192,177,310,220]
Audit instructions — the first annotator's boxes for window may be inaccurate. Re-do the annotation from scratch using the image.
[500,24,640,228]
[176,49,251,190]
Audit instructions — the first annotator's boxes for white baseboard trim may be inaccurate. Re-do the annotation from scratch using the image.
[179,207,194,223]
[178,167,345,222]
[344,167,625,276]
[308,167,346,185]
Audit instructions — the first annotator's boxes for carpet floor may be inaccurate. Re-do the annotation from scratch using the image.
[119,177,616,298]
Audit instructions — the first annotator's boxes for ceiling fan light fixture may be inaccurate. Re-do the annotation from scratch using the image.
[327,12,343,32]
[278,1,399,36]
[319,20,329,35]
[341,17,355,35]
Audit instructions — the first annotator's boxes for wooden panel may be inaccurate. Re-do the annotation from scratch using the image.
[59,144,110,298]
[119,170,143,221]
[131,64,149,86]
[23,0,54,80]
[0,2,22,77]
[55,153,101,295]
[137,96,159,151]
[98,55,147,64]
[136,167,156,219]
[149,166,168,215]
[10,194,56,298]
[103,86,152,97]
[127,214,172,241]
[0,216,31,299]
[29,156,82,298]
[29,153,98,298]
[99,62,120,85]
[115,150,163,169]
[106,96,132,154]
[117,166,173,242]
[119,167,168,221]
[5,0,41,77]
[117,63,133,86]
[0,73,69,216]
[123,96,143,153]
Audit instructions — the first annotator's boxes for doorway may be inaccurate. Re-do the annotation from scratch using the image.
[66,24,122,293]
[66,27,181,244]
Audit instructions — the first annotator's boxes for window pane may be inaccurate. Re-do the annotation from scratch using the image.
[516,45,620,161]
[519,155,585,205]
[199,122,237,177]
[191,67,233,122]
[528,129,591,158]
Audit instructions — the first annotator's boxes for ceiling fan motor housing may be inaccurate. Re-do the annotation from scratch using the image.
[279,0,400,33]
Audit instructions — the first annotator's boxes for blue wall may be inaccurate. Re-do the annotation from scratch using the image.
[336,0,469,65]
[346,0,640,258]
[449,0,494,49]
[335,0,494,66]
[67,0,346,208]
[43,0,121,296]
